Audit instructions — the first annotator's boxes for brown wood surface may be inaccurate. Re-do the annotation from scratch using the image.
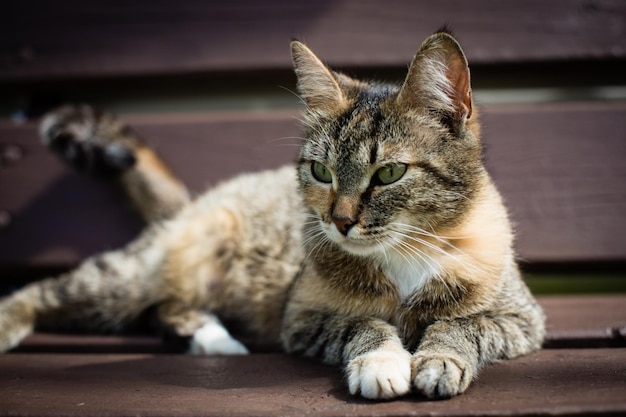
[1,102,625,267]
[2,0,625,80]
[16,333,171,354]
[481,102,626,262]
[1,349,625,417]
[540,295,626,347]
[15,295,626,353]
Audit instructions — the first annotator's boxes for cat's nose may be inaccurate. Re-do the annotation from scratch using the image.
[332,215,357,236]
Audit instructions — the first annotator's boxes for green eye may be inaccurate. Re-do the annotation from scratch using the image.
[311,161,333,183]
[375,163,407,185]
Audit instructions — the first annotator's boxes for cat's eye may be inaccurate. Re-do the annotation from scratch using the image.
[375,163,407,185]
[311,161,333,183]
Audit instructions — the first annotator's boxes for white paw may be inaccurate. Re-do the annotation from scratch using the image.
[188,321,249,356]
[412,352,472,398]
[346,342,412,400]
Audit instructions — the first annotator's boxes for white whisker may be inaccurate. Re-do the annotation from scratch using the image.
[442,190,474,203]
[374,238,389,264]
[392,237,440,273]
[278,85,308,108]
[389,223,490,277]
[390,235,457,302]
[390,222,473,243]
[297,213,335,265]
[267,136,308,143]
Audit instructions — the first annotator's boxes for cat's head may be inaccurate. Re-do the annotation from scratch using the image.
[292,31,485,257]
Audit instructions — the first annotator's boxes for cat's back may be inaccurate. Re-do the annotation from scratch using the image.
[193,164,300,219]
[172,164,304,260]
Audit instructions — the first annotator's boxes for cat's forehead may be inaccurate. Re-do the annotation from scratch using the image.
[328,88,396,147]
[302,82,443,166]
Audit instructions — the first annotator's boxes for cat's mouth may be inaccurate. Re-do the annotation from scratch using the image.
[324,223,387,257]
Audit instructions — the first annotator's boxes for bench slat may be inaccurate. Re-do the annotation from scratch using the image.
[15,295,626,352]
[0,102,625,266]
[1,349,625,416]
[2,0,625,80]
[541,295,626,348]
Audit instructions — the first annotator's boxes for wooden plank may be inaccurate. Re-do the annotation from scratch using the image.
[15,334,171,354]
[481,102,626,262]
[0,102,625,267]
[14,295,626,352]
[1,0,625,80]
[541,295,626,348]
[1,350,625,416]
[0,123,145,266]
[0,111,299,265]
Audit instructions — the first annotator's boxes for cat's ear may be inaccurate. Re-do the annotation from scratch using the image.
[291,41,346,112]
[397,32,473,122]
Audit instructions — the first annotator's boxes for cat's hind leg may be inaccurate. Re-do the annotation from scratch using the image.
[40,104,190,222]
[0,227,167,352]
[189,316,249,355]
[157,304,248,355]
[156,208,250,356]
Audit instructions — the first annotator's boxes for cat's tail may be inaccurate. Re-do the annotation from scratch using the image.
[0,226,168,352]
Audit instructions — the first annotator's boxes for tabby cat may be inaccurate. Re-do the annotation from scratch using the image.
[0,31,545,399]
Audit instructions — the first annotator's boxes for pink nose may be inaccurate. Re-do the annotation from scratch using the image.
[332,215,357,236]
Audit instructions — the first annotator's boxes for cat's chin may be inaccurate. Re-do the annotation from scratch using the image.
[338,240,382,257]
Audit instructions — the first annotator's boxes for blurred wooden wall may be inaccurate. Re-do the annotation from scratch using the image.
[1,0,625,276]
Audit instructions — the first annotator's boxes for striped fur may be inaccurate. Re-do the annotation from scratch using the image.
[0,31,544,400]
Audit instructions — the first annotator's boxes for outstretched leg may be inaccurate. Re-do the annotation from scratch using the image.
[0,207,253,354]
[40,104,190,222]
[0,106,255,354]
[0,227,168,352]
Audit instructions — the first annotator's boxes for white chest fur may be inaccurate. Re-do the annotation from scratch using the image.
[380,249,441,301]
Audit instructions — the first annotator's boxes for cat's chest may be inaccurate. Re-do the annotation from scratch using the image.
[380,249,441,301]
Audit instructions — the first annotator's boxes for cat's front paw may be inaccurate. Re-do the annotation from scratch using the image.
[411,351,472,399]
[39,104,138,176]
[346,342,412,400]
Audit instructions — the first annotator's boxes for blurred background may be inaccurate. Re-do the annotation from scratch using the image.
[0,0,625,294]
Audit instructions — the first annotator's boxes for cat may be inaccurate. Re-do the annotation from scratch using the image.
[0,30,545,400]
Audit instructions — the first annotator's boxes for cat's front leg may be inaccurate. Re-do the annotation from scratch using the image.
[346,339,412,399]
[411,349,472,399]
[411,309,544,398]
[281,308,411,400]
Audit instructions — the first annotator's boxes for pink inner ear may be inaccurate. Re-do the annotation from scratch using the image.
[446,57,472,120]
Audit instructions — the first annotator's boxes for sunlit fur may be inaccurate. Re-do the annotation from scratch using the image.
[286,31,544,399]
[0,31,544,401]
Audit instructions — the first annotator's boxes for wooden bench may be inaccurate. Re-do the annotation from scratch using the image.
[1,2,625,416]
